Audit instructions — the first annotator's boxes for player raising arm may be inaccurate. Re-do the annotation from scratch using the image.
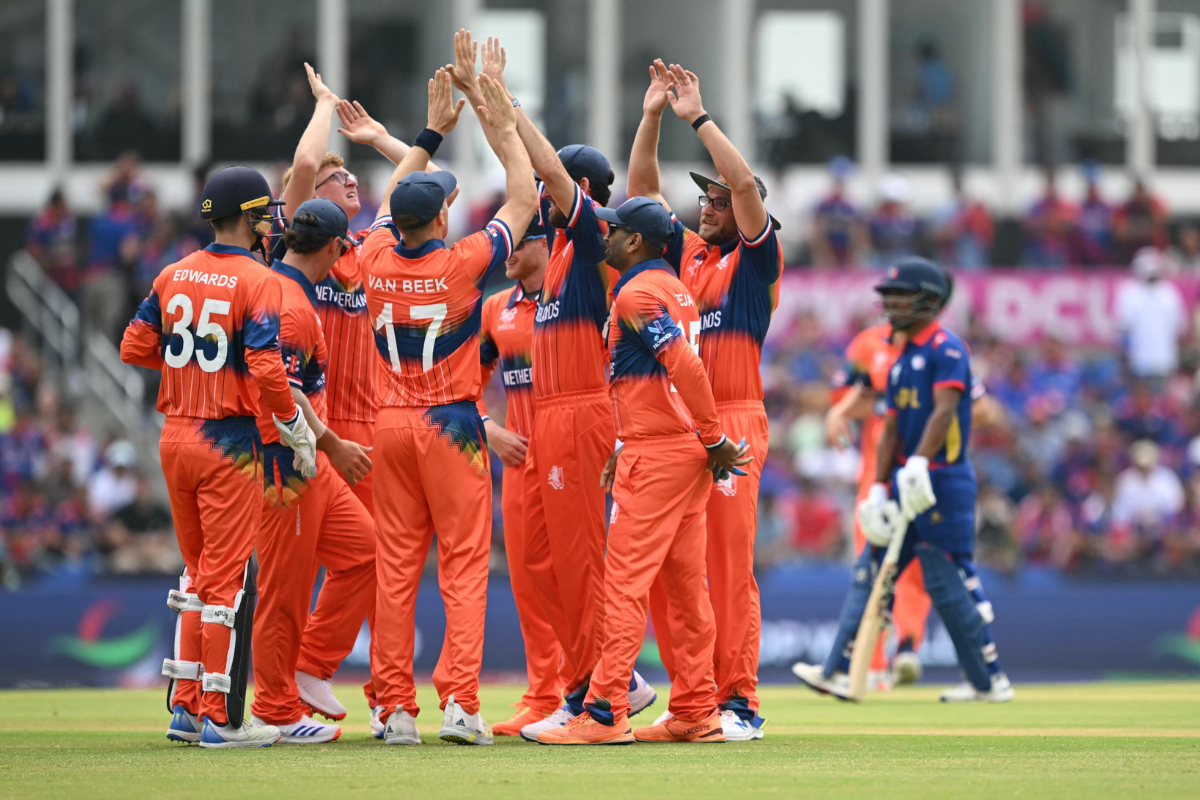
[362,69,536,747]
[120,166,317,749]
[628,60,780,740]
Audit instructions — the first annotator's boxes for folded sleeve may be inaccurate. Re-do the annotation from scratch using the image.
[120,291,165,369]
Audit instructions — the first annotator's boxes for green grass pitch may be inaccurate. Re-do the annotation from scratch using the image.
[1,682,1198,799]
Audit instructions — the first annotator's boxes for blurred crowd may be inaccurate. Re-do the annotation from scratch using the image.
[0,328,178,589]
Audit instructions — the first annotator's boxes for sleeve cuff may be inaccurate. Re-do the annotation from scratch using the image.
[565,183,585,228]
[738,218,772,248]
[486,219,515,258]
[934,380,966,391]
[703,434,728,450]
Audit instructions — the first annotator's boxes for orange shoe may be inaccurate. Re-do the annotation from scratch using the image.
[537,710,634,745]
[633,711,726,743]
[492,705,551,737]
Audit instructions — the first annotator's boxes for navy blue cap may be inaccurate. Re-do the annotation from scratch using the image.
[594,197,673,248]
[520,215,545,241]
[389,170,457,226]
[557,145,612,187]
[200,166,283,220]
[874,257,948,298]
[291,198,351,244]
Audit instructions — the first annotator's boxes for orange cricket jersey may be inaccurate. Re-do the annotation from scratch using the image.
[606,259,722,445]
[120,243,297,420]
[360,216,514,408]
[664,216,782,403]
[313,229,375,423]
[532,183,620,398]
[836,322,903,488]
[479,282,536,438]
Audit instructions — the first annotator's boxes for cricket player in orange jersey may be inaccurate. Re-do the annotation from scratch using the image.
[448,35,657,737]
[120,166,317,749]
[248,199,377,744]
[361,70,536,746]
[627,62,780,740]
[273,64,457,731]
[477,216,568,735]
[538,197,751,746]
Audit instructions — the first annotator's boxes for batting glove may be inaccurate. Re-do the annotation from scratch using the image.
[896,455,936,519]
[274,409,318,478]
[857,483,901,547]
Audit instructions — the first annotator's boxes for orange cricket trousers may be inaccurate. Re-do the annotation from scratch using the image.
[587,435,717,721]
[250,448,377,724]
[522,389,612,694]
[160,416,263,725]
[651,401,768,712]
[325,417,381,708]
[373,403,492,718]
[853,480,933,670]
[503,463,565,715]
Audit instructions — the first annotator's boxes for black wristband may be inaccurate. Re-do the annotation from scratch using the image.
[414,128,444,157]
[691,113,713,131]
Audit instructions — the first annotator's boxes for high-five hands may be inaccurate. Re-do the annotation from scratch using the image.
[665,64,706,125]
[644,59,674,117]
[476,73,517,132]
[427,68,467,136]
[304,62,337,104]
[335,100,387,146]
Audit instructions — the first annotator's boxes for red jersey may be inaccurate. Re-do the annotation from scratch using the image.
[532,183,620,398]
[479,282,536,438]
[120,243,296,421]
[313,230,376,423]
[664,216,782,403]
[606,259,721,445]
[360,216,514,408]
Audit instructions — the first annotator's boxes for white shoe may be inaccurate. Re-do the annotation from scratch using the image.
[940,673,1014,703]
[382,709,421,745]
[868,669,893,693]
[652,709,674,726]
[893,651,923,686]
[370,705,386,740]
[791,662,852,701]
[251,714,341,744]
[198,717,281,749]
[519,704,573,742]
[295,670,346,720]
[628,670,658,717]
[438,695,493,745]
[719,709,764,741]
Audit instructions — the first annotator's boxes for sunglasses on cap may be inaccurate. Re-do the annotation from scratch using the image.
[315,170,357,189]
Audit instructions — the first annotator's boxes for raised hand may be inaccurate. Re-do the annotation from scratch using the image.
[336,99,387,146]
[305,62,337,104]
[666,64,706,125]
[427,68,467,135]
[476,73,517,132]
[643,59,674,116]
[446,28,480,95]
[481,36,509,94]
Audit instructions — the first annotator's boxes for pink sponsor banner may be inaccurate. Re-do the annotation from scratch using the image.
[770,269,1200,347]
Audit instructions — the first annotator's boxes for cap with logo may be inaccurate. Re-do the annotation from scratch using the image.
[200,166,284,220]
[389,170,457,227]
[874,257,948,298]
[291,198,352,245]
[690,171,781,231]
[556,144,613,187]
[594,197,673,249]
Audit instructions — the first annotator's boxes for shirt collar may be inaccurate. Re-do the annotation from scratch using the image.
[909,320,943,348]
[271,261,320,310]
[394,238,447,258]
[508,282,540,308]
[716,238,739,257]
[613,258,671,297]
[205,242,255,258]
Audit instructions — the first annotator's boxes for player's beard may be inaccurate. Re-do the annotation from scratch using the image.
[548,206,568,229]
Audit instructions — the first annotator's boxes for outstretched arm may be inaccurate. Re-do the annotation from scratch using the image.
[281,63,339,222]
[336,99,446,173]
[476,74,538,239]
[626,59,673,210]
[668,64,769,238]
[446,30,505,157]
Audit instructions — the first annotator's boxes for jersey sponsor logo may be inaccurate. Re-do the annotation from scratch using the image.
[716,472,737,498]
[944,347,963,359]
[502,366,533,388]
[535,299,560,323]
[717,253,732,271]
[648,320,677,351]
[315,283,367,309]
[547,465,565,490]
[700,310,722,331]
[911,354,926,371]
[171,269,238,288]
[499,307,518,325]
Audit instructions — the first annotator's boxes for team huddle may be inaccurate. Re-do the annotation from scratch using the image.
[120,29,1010,751]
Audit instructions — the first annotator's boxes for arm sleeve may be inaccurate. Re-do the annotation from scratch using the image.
[931,342,971,392]
[243,276,299,419]
[737,219,783,284]
[278,309,309,390]
[120,291,164,369]
[565,184,608,265]
[457,221,515,287]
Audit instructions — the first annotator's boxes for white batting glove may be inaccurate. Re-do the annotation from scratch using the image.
[857,483,898,547]
[896,455,936,519]
[274,409,318,478]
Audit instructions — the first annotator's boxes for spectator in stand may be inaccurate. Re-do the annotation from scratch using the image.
[1114,178,1169,265]
[99,475,178,574]
[85,440,138,523]
[1016,482,1078,569]
[82,188,141,342]
[1166,473,1200,573]
[1116,248,1187,384]
[1170,224,1200,275]
[1022,167,1076,268]
[1113,440,1184,561]
[810,156,866,268]
[25,189,79,295]
[868,173,919,268]
[1074,162,1115,267]
[0,481,53,576]
[789,477,845,561]
[1027,337,1081,416]
[931,169,993,270]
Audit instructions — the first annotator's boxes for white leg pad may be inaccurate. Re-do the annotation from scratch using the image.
[167,590,204,614]
[201,605,236,627]
[202,672,232,693]
[162,659,204,681]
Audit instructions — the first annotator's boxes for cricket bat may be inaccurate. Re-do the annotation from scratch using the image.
[846,510,910,702]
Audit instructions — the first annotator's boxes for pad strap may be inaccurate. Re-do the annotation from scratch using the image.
[202,672,232,693]
[201,605,236,627]
[162,659,204,681]
[167,590,204,613]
